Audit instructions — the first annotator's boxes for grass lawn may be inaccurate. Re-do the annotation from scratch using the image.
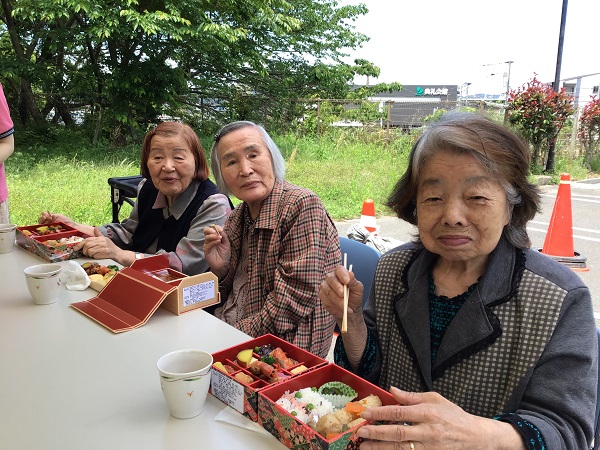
[5,126,594,227]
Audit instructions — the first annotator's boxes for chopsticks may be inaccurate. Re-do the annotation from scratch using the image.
[210,224,221,237]
[341,253,352,334]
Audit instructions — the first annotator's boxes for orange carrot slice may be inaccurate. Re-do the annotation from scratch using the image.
[345,401,366,415]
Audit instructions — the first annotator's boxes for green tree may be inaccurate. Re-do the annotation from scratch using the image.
[507,75,574,172]
[578,96,600,170]
[1,0,373,142]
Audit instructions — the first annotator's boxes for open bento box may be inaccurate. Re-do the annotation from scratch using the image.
[16,222,90,262]
[258,364,396,450]
[210,334,328,421]
[71,255,219,332]
[85,255,220,316]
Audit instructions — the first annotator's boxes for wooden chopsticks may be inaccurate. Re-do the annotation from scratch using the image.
[341,253,352,334]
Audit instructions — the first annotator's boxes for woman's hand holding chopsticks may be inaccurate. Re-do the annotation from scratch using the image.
[319,263,362,322]
[319,264,368,368]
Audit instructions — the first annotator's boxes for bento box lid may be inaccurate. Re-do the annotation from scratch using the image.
[71,266,176,333]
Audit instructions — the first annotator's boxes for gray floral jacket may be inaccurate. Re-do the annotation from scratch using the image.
[360,237,597,449]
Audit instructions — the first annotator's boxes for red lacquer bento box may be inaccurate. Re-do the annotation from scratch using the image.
[210,334,328,421]
[258,364,396,450]
[16,222,90,262]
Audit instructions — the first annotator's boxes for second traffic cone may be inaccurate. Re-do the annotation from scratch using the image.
[542,173,574,257]
[360,198,379,234]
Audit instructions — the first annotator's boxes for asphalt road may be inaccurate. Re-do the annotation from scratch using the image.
[334,179,600,326]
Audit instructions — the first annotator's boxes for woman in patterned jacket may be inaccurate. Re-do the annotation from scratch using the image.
[319,112,597,449]
[203,121,339,358]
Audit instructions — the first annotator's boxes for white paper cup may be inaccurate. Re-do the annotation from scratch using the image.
[24,263,63,305]
[0,223,16,253]
[157,349,213,419]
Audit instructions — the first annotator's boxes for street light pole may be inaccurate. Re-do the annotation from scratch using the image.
[505,61,514,100]
[547,0,569,172]
[553,0,568,91]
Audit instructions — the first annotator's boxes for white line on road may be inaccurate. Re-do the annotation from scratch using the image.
[530,221,600,234]
[527,227,600,242]
[541,193,600,204]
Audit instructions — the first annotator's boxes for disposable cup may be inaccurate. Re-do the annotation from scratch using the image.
[0,223,16,253]
[24,263,63,305]
[157,349,213,419]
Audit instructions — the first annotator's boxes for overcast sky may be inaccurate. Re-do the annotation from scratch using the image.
[340,0,599,95]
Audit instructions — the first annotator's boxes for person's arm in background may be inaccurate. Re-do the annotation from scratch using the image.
[0,83,14,170]
[160,193,231,275]
[0,134,14,165]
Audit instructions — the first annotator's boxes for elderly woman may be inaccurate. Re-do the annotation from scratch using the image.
[319,112,597,449]
[203,120,339,358]
[39,121,231,275]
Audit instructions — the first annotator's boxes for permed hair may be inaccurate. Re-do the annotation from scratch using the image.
[140,121,209,181]
[386,111,541,249]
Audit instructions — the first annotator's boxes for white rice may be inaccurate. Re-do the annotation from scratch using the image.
[276,387,335,425]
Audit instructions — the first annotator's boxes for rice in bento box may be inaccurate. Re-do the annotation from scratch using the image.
[276,387,334,426]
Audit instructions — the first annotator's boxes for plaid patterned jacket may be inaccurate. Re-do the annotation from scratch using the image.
[361,237,597,449]
[219,180,339,357]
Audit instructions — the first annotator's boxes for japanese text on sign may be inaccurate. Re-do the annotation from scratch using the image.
[182,279,215,307]
[211,369,244,413]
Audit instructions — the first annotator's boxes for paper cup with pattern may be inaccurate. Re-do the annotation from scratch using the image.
[23,263,63,305]
[0,223,16,253]
[157,349,213,419]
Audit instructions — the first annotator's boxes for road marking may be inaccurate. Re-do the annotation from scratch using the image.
[595,312,600,321]
[541,193,600,204]
[527,227,600,242]
[529,221,600,234]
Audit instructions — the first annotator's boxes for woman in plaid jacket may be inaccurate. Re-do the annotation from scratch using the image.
[204,121,340,358]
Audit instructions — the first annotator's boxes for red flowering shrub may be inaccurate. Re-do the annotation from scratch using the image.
[507,75,574,171]
[578,96,600,170]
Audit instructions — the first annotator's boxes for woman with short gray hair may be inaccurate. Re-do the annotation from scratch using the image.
[319,112,597,449]
[204,121,340,358]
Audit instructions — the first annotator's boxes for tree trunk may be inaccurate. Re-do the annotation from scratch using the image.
[93,106,103,146]
[545,141,556,172]
[19,80,44,126]
[56,100,75,126]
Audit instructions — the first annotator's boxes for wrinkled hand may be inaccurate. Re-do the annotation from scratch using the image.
[203,225,231,278]
[38,211,74,226]
[356,387,521,450]
[75,227,122,261]
[319,265,363,322]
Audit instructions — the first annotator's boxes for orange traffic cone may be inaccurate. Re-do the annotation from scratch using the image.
[360,199,379,234]
[542,173,574,257]
[541,173,588,271]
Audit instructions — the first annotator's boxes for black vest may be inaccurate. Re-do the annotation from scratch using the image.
[131,179,220,253]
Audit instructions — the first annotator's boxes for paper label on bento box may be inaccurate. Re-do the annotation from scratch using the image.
[211,369,244,413]
[182,279,215,307]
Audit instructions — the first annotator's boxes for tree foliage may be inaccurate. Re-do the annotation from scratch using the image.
[507,75,574,171]
[0,0,375,143]
[578,96,600,170]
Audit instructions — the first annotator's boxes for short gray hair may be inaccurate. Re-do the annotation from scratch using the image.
[210,121,286,196]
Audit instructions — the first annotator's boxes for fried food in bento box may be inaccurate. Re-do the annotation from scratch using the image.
[314,395,382,437]
[82,262,119,288]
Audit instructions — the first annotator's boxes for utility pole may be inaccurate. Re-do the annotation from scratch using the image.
[553,0,569,92]
[505,61,514,100]
[547,0,569,172]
